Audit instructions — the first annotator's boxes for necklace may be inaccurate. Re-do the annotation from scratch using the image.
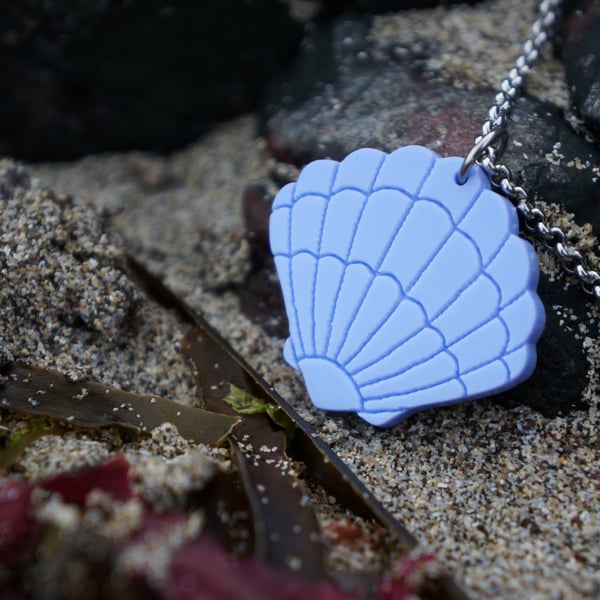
[269,0,590,427]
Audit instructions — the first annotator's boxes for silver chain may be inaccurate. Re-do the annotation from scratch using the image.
[461,0,600,301]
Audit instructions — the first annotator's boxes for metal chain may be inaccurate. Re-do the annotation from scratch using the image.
[461,0,600,301]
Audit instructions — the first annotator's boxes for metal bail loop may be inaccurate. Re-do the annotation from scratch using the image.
[457,128,508,184]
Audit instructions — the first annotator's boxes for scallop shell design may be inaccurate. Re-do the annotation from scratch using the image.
[269,146,545,427]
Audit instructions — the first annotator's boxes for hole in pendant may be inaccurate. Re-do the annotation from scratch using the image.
[455,169,469,186]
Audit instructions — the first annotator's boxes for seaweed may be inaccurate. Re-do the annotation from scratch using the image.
[41,453,135,504]
[0,418,59,472]
[189,467,255,557]
[224,383,295,443]
[0,363,238,446]
[183,326,325,580]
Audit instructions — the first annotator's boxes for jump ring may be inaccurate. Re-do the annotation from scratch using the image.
[458,128,508,184]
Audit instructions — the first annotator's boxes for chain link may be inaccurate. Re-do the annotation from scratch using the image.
[462,0,600,301]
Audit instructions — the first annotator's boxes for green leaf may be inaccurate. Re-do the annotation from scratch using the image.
[0,418,58,472]
[224,384,295,443]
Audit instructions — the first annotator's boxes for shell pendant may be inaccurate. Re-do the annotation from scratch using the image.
[269,146,545,427]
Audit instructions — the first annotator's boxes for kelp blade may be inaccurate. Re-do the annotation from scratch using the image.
[0,363,238,446]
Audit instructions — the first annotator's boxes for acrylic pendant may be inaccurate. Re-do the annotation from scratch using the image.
[269,146,545,427]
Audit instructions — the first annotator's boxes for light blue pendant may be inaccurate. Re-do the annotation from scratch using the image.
[269,146,545,427]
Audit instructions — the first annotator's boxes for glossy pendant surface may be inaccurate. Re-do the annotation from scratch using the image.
[269,146,545,426]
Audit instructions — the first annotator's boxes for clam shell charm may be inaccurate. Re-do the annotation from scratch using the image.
[269,146,545,426]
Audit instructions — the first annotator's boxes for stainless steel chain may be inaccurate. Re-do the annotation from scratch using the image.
[460,0,600,301]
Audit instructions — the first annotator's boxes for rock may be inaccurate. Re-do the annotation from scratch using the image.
[503,98,600,232]
[557,0,600,141]
[266,53,490,163]
[269,79,600,230]
[341,0,480,8]
[263,11,600,415]
[240,181,293,338]
[243,183,274,269]
[0,0,301,160]
[496,275,592,417]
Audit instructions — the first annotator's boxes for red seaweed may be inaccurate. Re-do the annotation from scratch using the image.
[40,454,134,505]
[164,535,349,600]
[0,479,37,567]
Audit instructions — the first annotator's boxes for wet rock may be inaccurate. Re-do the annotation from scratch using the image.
[0,0,301,160]
[269,78,600,232]
[502,97,600,235]
[239,182,292,338]
[496,275,593,418]
[557,0,600,140]
[342,0,480,8]
[243,184,273,269]
[263,14,600,415]
[237,267,289,339]
[267,57,490,164]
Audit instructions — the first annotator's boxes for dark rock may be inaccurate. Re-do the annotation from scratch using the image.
[243,184,273,269]
[0,0,301,161]
[267,60,489,163]
[240,183,289,338]
[495,275,593,418]
[269,84,600,232]
[557,0,600,140]
[340,0,480,8]
[502,97,600,235]
[238,265,289,339]
[263,14,600,416]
